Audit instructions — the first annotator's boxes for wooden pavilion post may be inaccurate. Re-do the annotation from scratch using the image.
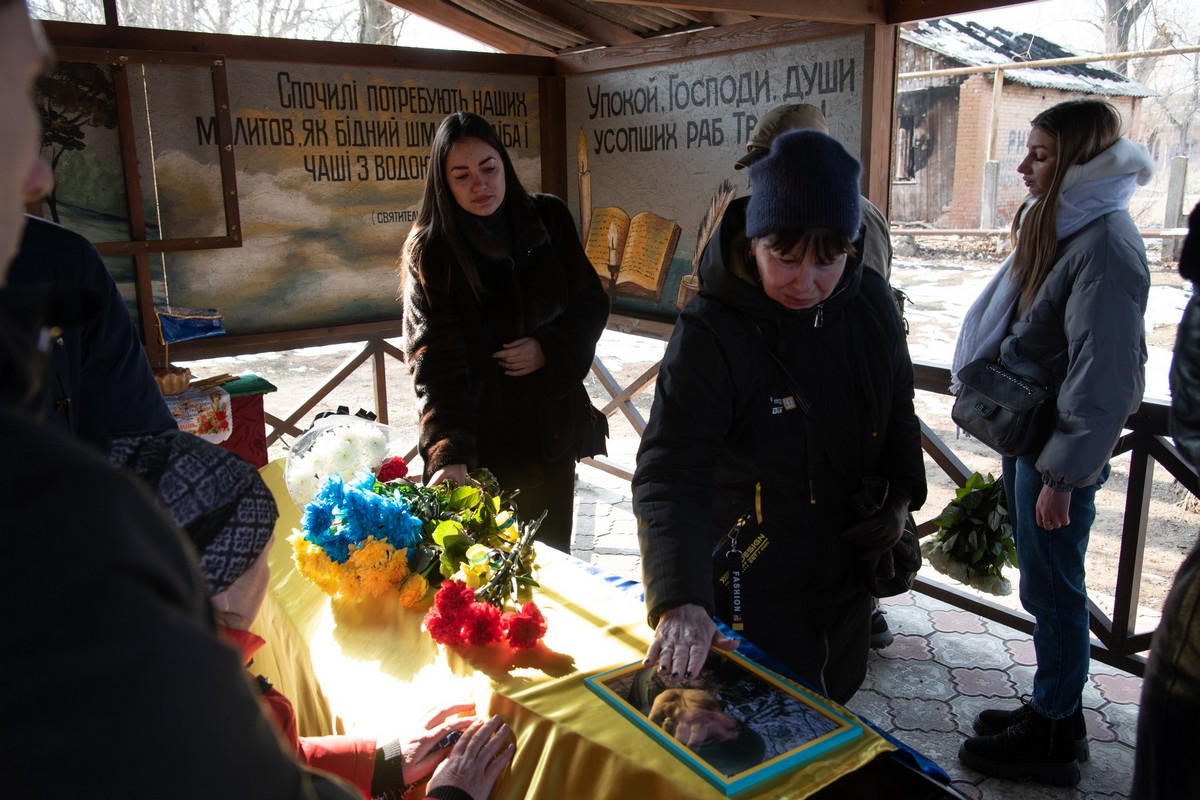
[862,23,899,218]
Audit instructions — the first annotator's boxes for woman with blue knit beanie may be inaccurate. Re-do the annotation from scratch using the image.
[633,130,926,704]
[953,99,1154,787]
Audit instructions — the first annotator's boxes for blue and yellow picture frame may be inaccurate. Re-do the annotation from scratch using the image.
[585,648,864,797]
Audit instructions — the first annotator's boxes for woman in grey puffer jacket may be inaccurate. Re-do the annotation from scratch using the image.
[954,99,1154,787]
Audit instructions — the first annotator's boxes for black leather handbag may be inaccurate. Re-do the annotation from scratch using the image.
[576,402,609,459]
[951,358,1055,458]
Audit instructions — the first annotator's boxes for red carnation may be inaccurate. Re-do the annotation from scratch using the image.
[377,456,409,482]
[503,602,547,649]
[423,608,465,645]
[434,580,476,614]
[462,603,504,646]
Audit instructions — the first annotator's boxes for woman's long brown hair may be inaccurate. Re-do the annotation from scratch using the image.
[1010,99,1123,310]
[399,111,531,303]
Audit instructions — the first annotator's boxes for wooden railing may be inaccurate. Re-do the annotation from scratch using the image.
[258,334,1191,677]
[913,361,1197,677]
[262,337,406,446]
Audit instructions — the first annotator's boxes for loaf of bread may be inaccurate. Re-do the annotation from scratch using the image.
[153,365,192,395]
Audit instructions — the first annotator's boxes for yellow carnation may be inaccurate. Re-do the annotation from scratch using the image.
[334,569,357,600]
[327,539,415,600]
[397,573,429,608]
[355,565,397,598]
[289,531,342,596]
[348,537,394,570]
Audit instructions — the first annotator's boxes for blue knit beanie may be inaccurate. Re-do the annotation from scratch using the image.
[746,130,862,239]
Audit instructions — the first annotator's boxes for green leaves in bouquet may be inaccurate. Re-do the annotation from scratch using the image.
[376,468,537,587]
[922,471,1018,595]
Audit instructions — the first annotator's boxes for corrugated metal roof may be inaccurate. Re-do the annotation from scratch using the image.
[388,1,756,56]
[901,18,1155,97]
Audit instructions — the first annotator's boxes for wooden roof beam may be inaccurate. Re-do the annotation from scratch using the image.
[710,12,758,25]
[556,16,859,74]
[885,0,1036,24]
[512,0,645,47]
[41,20,554,72]
[382,0,556,55]
[589,0,886,26]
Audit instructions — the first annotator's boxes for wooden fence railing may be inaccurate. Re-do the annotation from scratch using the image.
[914,361,1197,677]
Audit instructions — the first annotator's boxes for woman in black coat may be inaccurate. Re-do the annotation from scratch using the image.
[633,131,925,702]
[401,112,609,551]
[1131,202,1200,799]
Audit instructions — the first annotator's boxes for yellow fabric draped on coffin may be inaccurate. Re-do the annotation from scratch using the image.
[252,460,894,799]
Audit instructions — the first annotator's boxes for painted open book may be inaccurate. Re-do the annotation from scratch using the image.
[586,648,864,796]
[583,206,681,302]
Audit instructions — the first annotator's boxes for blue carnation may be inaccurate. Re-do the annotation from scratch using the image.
[313,473,346,506]
[301,500,334,537]
[306,522,352,563]
[381,501,424,551]
[304,473,428,562]
[302,475,354,561]
[342,483,390,544]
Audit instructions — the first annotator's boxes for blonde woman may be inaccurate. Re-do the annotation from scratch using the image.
[953,99,1153,787]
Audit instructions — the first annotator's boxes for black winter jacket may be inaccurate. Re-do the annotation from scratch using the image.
[1171,203,1200,471]
[402,193,609,483]
[0,293,359,800]
[8,216,177,445]
[634,197,926,642]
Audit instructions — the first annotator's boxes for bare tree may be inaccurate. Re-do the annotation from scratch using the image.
[31,0,395,43]
[1158,54,1200,155]
[28,0,104,23]
[1118,0,1182,86]
[1104,0,1154,75]
[1135,1,1200,159]
[359,0,407,45]
[1076,0,1198,162]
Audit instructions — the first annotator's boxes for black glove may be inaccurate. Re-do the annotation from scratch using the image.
[844,478,917,595]
[892,524,921,575]
[840,498,909,564]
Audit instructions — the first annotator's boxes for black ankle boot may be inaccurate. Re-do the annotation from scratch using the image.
[869,607,893,649]
[973,701,1089,761]
[959,706,1081,786]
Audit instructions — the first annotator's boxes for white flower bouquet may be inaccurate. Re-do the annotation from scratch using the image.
[284,417,406,508]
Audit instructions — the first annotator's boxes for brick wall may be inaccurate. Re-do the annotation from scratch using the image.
[937,80,1139,229]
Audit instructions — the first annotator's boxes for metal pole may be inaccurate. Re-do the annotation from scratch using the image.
[900,44,1200,80]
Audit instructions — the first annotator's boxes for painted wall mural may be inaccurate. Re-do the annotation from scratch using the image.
[40,60,540,335]
[565,34,864,323]
[40,35,864,337]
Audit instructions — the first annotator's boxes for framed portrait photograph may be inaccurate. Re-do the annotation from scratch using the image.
[585,648,865,796]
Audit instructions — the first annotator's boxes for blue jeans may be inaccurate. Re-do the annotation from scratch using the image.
[1002,455,1110,720]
